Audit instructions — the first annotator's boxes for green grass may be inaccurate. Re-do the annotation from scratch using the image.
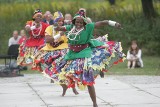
[107,56,160,75]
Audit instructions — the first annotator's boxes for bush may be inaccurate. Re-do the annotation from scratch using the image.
[0,0,159,55]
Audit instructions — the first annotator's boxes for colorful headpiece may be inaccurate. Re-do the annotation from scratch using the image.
[53,11,64,23]
[33,9,42,19]
[72,10,87,24]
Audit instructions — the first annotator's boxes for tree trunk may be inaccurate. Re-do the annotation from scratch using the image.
[108,0,115,5]
[141,0,156,18]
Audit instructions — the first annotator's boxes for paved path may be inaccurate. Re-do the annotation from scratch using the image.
[0,74,160,107]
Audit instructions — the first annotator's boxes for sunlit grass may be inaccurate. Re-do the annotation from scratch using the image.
[107,56,160,75]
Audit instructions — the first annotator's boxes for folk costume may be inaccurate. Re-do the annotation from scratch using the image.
[17,9,49,66]
[42,11,125,90]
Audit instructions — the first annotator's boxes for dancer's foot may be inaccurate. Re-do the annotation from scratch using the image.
[93,103,98,107]
[61,84,68,96]
[72,88,79,95]
[50,79,54,83]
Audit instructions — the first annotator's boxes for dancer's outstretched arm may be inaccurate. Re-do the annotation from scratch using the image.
[95,20,122,29]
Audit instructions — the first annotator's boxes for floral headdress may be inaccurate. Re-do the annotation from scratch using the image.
[32,9,42,19]
[72,10,88,24]
[53,11,64,23]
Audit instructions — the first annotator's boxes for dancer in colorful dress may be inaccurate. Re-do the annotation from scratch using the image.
[46,10,125,107]
[34,11,79,96]
[17,9,49,66]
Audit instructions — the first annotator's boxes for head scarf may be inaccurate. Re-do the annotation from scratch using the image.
[32,9,42,19]
[53,11,64,23]
[72,10,88,24]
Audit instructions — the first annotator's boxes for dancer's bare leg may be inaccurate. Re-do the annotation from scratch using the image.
[87,85,98,107]
[72,87,79,95]
[50,79,54,83]
[60,84,68,96]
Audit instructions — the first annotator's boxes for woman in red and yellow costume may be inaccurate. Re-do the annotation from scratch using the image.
[17,9,49,66]
[33,11,79,96]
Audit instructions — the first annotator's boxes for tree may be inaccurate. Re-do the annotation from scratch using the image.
[109,0,115,5]
[141,0,156,18]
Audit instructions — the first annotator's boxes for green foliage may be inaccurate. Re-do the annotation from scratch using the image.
[107,56,160,75]
[0,0,160,55]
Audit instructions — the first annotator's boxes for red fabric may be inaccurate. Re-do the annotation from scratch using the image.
[82,80,95,86]
[25,21,49,47]
[18,36,27,44]
[69,44,88,52]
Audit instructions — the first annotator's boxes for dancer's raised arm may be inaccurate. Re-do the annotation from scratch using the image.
[95,20,122,29]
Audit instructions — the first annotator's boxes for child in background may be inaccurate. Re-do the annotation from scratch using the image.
[18,29,27,44]
[64,13,72,25]
[127,40,143,69]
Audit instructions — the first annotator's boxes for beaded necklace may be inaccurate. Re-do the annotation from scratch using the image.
[67,26,84,41]
[31,22,42,38]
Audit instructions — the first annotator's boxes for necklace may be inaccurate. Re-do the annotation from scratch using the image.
[67,26,84,41]
[31,22,42,37]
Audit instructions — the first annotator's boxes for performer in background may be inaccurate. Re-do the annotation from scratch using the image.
[34,11,79,96]
[17,9,49,67]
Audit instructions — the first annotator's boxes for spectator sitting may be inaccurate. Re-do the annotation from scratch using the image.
[127,40,143,69]
[18,29,27,44]
[43,11,54,25]
[8,30,21,47]
[64,13,72,25]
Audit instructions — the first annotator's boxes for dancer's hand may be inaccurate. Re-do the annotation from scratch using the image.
[54,39,59,43]
[25,25,31,31]
[60,31,65,36]
[35,23,40,28]
[115,23,122,29]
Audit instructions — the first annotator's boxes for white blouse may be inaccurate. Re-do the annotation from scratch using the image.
[127,49,143,67]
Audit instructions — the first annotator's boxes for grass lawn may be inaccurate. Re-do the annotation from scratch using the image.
[1,56,160,75]
[107,56,160,75]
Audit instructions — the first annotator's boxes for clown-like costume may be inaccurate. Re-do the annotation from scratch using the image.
[17,9,49,66]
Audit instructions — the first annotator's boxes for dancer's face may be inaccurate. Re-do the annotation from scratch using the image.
[57,18,64,26]
[75,17,84,30]
[34,14,42,23]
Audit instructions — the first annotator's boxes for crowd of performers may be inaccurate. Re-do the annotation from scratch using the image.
[17,8,125,107]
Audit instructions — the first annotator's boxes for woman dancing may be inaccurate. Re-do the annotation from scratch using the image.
[17,9,49,67]
[34,11,79,96]
[44,10,125,107]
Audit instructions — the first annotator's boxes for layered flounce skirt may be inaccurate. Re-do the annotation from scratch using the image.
[17,42,44,67]
[33,48,68,71]
[43,36,125,90]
